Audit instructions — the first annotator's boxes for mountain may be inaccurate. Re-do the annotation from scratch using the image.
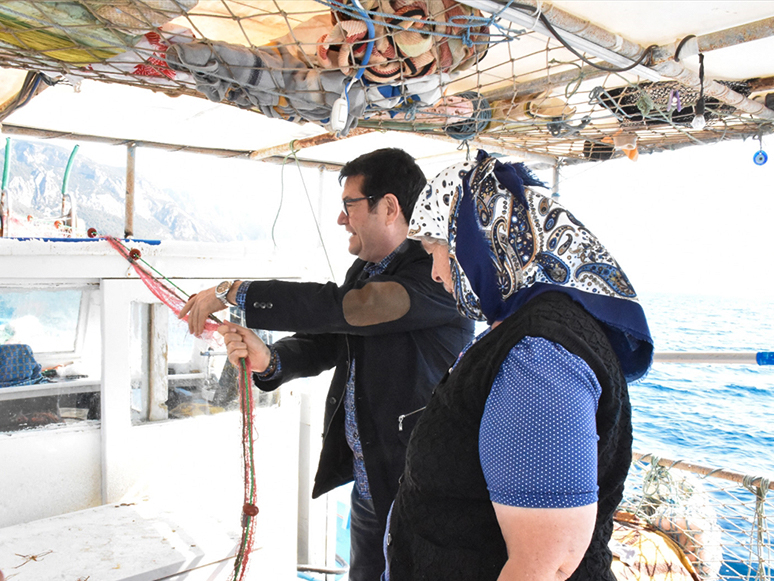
[1,139,231,242]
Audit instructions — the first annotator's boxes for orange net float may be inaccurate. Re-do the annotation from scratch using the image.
[87,227,98,238]
[129,248,141,261]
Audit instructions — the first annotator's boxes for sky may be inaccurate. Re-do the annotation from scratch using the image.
[554,138,774,299]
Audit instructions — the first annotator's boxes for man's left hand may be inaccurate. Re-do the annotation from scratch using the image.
[179,286,227,336]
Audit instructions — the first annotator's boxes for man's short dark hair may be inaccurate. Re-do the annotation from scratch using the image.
[339,148,427,221]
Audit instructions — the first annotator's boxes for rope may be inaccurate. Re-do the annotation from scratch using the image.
[445,91,492,140]
[314,0,522,46]
[742,475,771,581]
[271,141,291,248]
[281,143,337,282]
[99,231,259,580]
[99,234,222,328]
[231,356,258,581]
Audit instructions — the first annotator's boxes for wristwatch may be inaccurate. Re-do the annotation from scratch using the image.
[215,280,233,306]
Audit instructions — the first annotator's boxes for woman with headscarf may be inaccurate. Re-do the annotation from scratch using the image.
[383,151,653,581]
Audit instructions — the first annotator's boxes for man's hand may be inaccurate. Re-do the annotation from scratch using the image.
[217,323,272,373]
[179,286,227,336]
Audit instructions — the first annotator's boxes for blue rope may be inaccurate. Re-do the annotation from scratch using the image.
[402,100,420,121]
[312,0,524,46]
[349,0,375,82]
[444,91,492,140]
[343,0,375,111]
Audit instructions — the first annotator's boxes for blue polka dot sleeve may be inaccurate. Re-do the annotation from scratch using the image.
[479,336,602,508]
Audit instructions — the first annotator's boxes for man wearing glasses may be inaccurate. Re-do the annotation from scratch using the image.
[181,148,474,581]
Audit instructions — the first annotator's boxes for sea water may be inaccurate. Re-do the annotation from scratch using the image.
[634,292,774,478]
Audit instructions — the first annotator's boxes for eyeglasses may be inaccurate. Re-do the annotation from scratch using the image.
[342,196,374,216]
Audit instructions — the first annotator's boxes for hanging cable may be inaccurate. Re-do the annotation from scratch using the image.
[691,53,706,130]
[674,34,697,62]
[330,0,375,134]
[287,147,337,281]
[509,2,657,73]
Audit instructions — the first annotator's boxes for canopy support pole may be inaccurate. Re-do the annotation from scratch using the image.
[125,143,135,239]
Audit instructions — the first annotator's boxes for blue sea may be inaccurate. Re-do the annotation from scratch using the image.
[633,292,774,479]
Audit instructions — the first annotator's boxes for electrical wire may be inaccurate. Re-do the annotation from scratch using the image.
[509,2,657,73]
[276,144,337,282]
[674,34,697,62]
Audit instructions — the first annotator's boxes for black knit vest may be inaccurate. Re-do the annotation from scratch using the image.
[387,292,632,581]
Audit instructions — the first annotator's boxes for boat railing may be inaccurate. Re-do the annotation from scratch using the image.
[653,352,774,365]
[620,452,772,581]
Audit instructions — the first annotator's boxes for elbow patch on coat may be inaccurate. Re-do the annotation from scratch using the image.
[342,282,411,326]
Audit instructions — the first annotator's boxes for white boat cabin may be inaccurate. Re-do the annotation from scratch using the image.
[0,237,342,580]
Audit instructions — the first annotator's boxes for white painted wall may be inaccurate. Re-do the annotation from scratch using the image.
[0,424,102,527]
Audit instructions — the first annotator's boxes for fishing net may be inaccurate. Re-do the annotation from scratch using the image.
[620,453,772,581]
[0,0,771,161]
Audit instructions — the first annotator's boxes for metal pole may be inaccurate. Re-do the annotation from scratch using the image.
[1,136,10,237]
[459,0,661,81]
[461,0,774,120]
[633,452,774,491]
[247,128,373,160]
[653,351,773,365]
[696,16,774,54]
[0,124,345,171]
[125,142,135,239]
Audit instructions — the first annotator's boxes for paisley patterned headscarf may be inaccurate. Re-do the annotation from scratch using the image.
[409,150,653,380]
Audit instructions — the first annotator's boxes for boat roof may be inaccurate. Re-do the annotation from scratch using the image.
[0,0,772,166]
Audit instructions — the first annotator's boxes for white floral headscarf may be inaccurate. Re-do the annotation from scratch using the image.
[409,159,484,320]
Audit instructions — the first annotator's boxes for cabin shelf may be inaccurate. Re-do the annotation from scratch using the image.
[0,378,100,401]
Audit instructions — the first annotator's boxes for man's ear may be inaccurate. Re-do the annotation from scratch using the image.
[382,193,404,225]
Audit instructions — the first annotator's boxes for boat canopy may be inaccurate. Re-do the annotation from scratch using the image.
[0,0,772,164]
